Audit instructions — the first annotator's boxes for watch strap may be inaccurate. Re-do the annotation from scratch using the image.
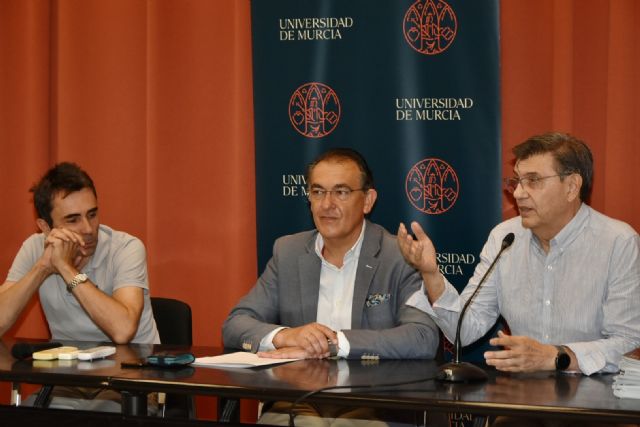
[555,345,571,371]
[67,273,88,292]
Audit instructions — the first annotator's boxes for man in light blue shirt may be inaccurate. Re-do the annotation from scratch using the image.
[399,132,640,375]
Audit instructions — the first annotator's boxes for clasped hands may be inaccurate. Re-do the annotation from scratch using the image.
[258,323,338,360]
[41,228,89,275]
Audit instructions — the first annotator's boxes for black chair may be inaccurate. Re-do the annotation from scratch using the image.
[151,297,193,346]
[150,297,195,418]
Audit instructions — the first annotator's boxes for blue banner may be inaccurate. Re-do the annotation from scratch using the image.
[252,0,501,368]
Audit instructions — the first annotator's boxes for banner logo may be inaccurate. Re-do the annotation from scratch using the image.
[403,0,457,55]
[289,82,341,138]
[406,158,459,214]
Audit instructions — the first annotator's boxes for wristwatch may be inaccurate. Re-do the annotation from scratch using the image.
[67,273,88,293]
[555,345,571,371]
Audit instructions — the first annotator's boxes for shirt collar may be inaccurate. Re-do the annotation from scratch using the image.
[549,203,589,250]
[531,203,589,252]
[314,220,366,265]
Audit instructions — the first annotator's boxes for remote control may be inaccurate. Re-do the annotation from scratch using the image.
[58,350,80,360]
[32,346,79,361]
[77,346,116,361]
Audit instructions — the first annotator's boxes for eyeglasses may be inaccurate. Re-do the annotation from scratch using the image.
[307,188,366,202]
[503,173,573,194]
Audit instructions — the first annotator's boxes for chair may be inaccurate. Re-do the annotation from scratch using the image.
[150,297,195,418]
[151,297,193,346]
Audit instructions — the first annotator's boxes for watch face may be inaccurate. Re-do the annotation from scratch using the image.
[556,349,571,370]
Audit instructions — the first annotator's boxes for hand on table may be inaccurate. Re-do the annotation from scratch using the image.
[484,331,557,372]
[272,323,337,358]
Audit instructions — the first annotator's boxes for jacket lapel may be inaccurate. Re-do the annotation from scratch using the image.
[299,233,321,325]
[351,221,381,328]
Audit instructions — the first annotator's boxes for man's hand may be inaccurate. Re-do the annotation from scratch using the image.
[397,222,438,274]
[272,323,337,358]
[45,228,88,273]
[397,222,444,302]
[484,330,558,372]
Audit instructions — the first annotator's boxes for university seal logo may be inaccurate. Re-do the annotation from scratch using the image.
[289,82,341,138]
[406,158,459,214]
[403,0,457,55]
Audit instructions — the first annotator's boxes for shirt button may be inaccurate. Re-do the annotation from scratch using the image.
[545,334,549,340]
[545,300,551,306]
[547,265,553,271]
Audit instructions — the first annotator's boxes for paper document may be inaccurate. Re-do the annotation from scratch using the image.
[192,351,300,369]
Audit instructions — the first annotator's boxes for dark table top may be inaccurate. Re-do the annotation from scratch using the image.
[2,340,639,422]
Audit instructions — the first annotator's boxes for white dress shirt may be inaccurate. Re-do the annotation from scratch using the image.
[260,222,366,357]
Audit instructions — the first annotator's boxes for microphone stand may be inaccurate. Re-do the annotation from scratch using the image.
[437,233,514,382]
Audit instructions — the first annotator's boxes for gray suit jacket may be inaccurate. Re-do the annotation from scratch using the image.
[222,221,439,359]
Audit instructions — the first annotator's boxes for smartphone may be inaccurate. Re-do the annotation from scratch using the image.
[146,352,195,367]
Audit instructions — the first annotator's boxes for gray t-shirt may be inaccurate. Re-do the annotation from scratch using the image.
[7,224,159,344]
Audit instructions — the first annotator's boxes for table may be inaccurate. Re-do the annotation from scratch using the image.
[1,339,640,424]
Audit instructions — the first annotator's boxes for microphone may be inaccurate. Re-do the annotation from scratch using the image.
[437,232,515,382]
[11,341,62,360]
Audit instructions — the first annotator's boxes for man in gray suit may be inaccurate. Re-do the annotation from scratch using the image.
[222,148,438,425]
[223,147,438,360]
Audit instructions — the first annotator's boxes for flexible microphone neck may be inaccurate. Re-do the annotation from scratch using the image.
[453,232,515,363]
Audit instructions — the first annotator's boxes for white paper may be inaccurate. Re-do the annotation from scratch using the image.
[192,351,300,369]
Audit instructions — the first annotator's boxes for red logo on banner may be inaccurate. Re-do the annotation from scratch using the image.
[289,82,341,138]
[406,158,459,214]
[403,0,457,55]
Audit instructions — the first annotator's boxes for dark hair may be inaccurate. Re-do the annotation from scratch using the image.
[306,148,374,190]
[513,132,593,201]
[30,162,97,227]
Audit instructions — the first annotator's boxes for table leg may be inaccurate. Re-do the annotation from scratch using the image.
[10,382,20,406]
[121,390,148,416]
[218,397,240,423]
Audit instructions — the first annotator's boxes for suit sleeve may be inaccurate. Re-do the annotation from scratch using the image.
[343,261,440,359]
[222,241,284,353]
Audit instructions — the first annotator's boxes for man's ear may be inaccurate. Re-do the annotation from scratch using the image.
[363,189,378,215]
[566,174,583,202]
[36,219,51,234]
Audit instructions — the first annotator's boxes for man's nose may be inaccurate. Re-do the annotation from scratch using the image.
[513,181,527,199]
[79,217,93,234]
[320,192,336,208]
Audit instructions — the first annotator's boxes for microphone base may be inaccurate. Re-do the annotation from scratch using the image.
[437,361,488,383]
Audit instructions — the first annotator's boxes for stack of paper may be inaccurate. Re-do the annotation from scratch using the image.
[613,348,640,399]
[192,351,300,369]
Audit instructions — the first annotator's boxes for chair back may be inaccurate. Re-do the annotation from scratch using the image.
[150,297,193,346]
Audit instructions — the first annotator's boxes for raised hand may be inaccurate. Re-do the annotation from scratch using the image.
[397,222,439,275]
[397,222,445,301]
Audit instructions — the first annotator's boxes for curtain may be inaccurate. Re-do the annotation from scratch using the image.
[0,0,256,346]
[501,0,640,222]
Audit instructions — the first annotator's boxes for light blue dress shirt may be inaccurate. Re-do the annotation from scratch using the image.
[408,204,640,375]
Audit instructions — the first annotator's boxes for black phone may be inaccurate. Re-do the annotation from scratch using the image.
[121,358,149,368]
[146,352,195,367]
